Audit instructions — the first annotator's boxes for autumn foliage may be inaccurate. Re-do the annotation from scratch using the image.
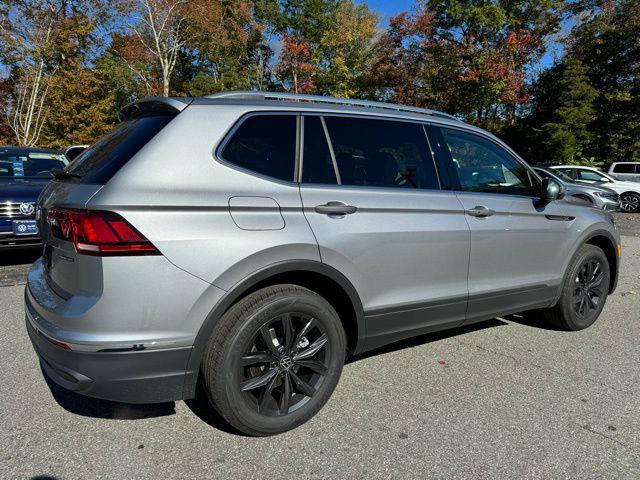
[0,0,637,166]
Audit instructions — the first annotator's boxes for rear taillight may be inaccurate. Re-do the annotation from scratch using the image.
[47,208,160,256]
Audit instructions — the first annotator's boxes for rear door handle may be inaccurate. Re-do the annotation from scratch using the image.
[466,205,495,218]
[314,202,357,215]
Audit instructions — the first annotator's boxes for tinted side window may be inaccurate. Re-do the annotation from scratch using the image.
[221,115,296,182]
[577,169,607,182]
[301,116,337,184]
[441,128,535,196]
[613,164,636,174]
[323,117,439,190]
[66,115,174,184]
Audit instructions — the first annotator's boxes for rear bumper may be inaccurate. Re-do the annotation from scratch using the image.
[26,292,193,404]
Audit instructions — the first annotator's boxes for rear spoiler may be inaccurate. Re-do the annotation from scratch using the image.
[118,97,193,121]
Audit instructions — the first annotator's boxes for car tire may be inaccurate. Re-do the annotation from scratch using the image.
[620,192,640,213]
[201,284,346,436]
[543,244,610,331]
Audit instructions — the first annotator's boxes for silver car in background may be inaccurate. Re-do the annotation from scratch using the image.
[534,167,620,211]
[25,92,621,436]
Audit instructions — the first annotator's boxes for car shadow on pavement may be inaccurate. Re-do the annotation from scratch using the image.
[502,311,562,331]
[42,366,176,420]
[184,382,247,436]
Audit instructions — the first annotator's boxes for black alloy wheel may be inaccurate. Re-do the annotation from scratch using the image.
[240,313,329,416]
[572,258,605,318]
[543,244,611,331]
[202,285,346,436]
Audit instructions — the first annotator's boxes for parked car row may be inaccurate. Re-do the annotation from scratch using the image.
[22,92,621,436]
[534,167,620,211]
[550,165,640,213]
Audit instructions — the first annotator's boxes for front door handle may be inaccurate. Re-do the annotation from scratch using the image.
[315,201,358,216]
[466,205,495,218]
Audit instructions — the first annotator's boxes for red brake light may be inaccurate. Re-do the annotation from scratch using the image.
[47,208,160,256]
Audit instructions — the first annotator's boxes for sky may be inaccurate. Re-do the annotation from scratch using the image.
[363,0,415,20]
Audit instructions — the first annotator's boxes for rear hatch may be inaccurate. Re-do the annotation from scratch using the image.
[38,98,191,297]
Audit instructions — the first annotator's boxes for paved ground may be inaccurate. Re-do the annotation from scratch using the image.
[1,217,639,479]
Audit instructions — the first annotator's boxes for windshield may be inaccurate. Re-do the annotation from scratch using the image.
[548,169,572,182]
[0,150,67,179]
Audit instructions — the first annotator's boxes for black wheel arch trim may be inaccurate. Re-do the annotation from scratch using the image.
[182,260,366,399]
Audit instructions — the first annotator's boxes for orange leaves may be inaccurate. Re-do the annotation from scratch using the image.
[276,35,316,93]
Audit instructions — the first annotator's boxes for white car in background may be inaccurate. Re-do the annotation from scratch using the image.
[551,165,640,213]
[608,162,640,183]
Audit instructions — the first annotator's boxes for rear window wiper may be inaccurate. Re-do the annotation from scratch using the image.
[50,168,82,180]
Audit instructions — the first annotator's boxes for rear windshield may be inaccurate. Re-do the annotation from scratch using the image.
[65,115,174,184]
[0,151,67,179]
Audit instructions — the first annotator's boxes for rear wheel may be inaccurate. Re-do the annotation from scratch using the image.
[543,244,610,330]
[620,192,640,213]
[201,285,346,436]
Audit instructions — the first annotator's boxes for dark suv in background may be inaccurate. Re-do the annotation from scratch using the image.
[0,146,67,249]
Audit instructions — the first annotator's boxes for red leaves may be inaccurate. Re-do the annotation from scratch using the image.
[276,35,316,93]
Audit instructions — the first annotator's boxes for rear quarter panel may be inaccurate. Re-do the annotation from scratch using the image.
[86,104,321,291]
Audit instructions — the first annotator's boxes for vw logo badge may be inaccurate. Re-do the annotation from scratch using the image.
[279,356,293,370]
[19,203,35,216]
[17,224,27,233]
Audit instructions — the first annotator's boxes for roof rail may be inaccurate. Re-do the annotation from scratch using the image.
[206,91,459,121]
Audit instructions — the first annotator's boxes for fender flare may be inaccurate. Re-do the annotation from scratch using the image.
[182,260,366,399]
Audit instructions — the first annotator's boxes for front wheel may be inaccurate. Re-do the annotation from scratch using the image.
[201,285,346,436]
[620,192,640,213]
[543,244,610,330]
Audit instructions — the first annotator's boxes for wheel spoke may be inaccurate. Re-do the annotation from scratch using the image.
[289,370,316,398]
[260,326,282,356]
[579,296,587,316]
[294,333,328,360]
[294,359,328,375]
[279,371,292,414]
[282,313,294,352]
[586,261,594,283]
[294,318,316,346]
[258,373,280,413]
[590,272,604,288]
[240,367,278,392]
[241,351,276,366]
[585,293,596,311]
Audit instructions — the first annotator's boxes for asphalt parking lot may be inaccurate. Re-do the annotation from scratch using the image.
[1,213,639,479]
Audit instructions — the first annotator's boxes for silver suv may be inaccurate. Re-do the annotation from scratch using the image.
[26,92,621,436]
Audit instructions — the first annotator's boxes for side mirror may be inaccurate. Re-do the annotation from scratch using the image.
[540,178,565,205]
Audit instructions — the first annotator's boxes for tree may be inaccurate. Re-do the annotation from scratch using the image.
[274,35,316,93]
[181,0,265,95]
[543,59,597,164]
[118,0,189,97]
[1,0,118,147]
[569,0,640,163]
[511,0,640,166]
[368,0,565,130]
[0,1,65,145]
[315,1,378,97]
